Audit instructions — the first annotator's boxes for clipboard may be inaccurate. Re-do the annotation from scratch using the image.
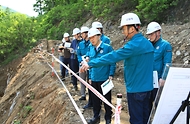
[101,79,114,95]
[153,71,159,88]
[64,42,71,48]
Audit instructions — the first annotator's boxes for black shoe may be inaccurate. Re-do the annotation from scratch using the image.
[87,117,100,124]
[61,77,65,81]
[79,96,86,100]
[83,104,93,109]
[105,119,111,124]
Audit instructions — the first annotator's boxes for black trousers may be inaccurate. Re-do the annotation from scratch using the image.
[150,88,158,111]
[88,88,93,105]
[91,81,112,120]
[62,58,71,78]
[71,59,79,86]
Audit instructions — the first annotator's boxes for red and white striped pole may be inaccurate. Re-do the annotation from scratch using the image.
[51,47,55,77]
[115,94,122,124]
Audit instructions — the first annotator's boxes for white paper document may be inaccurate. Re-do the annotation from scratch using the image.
[153,71,159,88]
[101,79,114,95]
[64,42,71,48]
[152,67,190,124]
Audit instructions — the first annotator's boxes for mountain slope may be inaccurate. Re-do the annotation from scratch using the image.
[0,5,17,13]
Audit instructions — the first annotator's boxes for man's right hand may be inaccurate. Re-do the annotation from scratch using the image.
[159,78,166,87]
[79,61,90,73]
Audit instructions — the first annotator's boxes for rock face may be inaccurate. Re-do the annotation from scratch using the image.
[0,40,84,124]
[160,23,190,64]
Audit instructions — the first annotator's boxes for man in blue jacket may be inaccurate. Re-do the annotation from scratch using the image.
[92,21,111,45]
[80,13,154,124]
[70,28,82,91]
[77,26,91,100]
[85,28,116,124]
[146,22,172,108]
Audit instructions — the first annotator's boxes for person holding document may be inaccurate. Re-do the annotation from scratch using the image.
[84,28,115,124]
[80,13,154,124]
[77,26,91,101]
[62,33,71,81]
[58,33,71,81]
[146,22,172,109]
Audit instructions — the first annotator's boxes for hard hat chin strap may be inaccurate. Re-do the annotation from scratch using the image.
[152,31,160,43]
[125,28,134,40]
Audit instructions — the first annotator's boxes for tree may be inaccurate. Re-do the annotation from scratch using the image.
[136,0,179,22]
[0,7,37,63]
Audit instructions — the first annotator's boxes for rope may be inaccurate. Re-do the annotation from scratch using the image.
[40,53,88,124]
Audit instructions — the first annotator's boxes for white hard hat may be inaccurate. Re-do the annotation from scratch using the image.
[146,22,161,34]
[88,28,101,38]
[72,28,81,35]
[92,21,103,28]
[81,26,89,33]
[119,13,141,28]
[63,33,69,38]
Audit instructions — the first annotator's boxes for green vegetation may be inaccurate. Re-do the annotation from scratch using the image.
[13,119,21,124]
[0,0,179,65]
[136,0,179,22]
[22,105,32,118]
[0,7,39,64]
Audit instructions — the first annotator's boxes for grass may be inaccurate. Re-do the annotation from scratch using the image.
[22,105,32,118]
[13,119,21,124]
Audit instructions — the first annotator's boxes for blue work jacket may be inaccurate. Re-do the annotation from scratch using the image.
[70,39,81,59]
[77,39,90,63]
[87,42,116,82]
[88,33,154,93]
[153,38,172,79]
[101,34,110,44]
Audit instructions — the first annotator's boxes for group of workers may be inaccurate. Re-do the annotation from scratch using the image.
[58,12,172,124]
